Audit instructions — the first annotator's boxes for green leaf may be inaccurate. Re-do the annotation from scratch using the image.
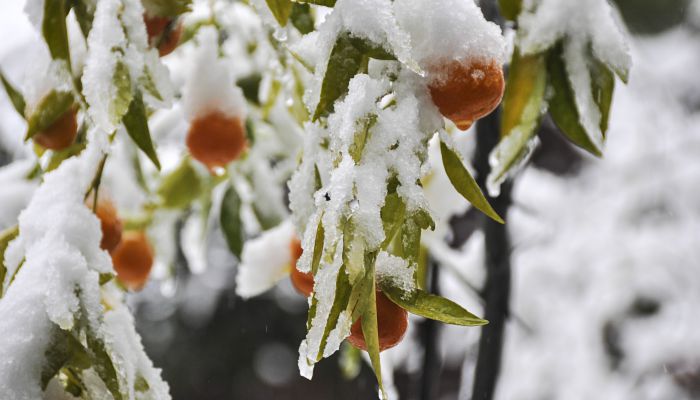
[237,74,262,105]
[546,45,602,157]
[142,0,193,17]
[112,61,134,126]
[290,3,314,34]
[266,0,294,26]
[0,70,26,118]
[43,0,71,63]
[590,57,615,136]
[293,0,336,6]
[439,139,504,224]
[348,114,377,163]
[0,225,19,297]
[380,192,406,249]
[70,0,96,38]
[349,37,395,61]
[156,158,202,209]
[46,142,87,172]
[220,184,244,259]
[25,90,74,139]
[122,90,161,169]
[139,67,163,102]
[358,264,387,399]
[382,285,487,326]
[41,328,91,390]
[134,375,150,392]
[315,261,353,361]
[489,49,547,191]
[313,32,365,120]
[311,219,324,275]
[86,329,123,400]
[498,0,522,21]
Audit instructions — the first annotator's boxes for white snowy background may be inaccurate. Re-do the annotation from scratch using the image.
[1,0,699,399]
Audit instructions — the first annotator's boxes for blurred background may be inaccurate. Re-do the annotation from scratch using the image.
[1,0,699,399]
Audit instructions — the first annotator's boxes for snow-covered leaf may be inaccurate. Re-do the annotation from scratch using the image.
[220,184,244,259]
[41,328,90,390]
[382,284,487,326]
[72,0,96,37]
[25,90,74,140]
[122,90,161,169]
[112,60,134,128]
[157,158,202,209]
[0,71,26,118]
[265,0,293,26]
[312,33,366,120]
[439,138,504,224]
[43,0,71,63]
[290,3,315,34]
[487,49,546,196]
[546,45,602,157]
[85,328,123,400]
[591,57,615,135]
[357,261,387,399]
[0,226,18,298]
[295,0,336,6]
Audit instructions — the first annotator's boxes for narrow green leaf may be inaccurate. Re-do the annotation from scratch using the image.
[349,37,395,61]
[359,268,387,399]
[590,57,615,136]
[220,184,244,259]
[489,49,547,191]
[122,90,161,170]
[70,0,96,37]
[313,32,364,120]
[266,0,294,26]
[43,0,71,63]
[546,45,602,157]
[349,114,376,163]
[41,328,91,390]
[134,375,150,392]
[380,192,405,249]
[498,0,522,21]
[439,139,504,224]
[316,261,352,360]
[46,142,87,172]
[0,71,26,118]
[290,3,314,34]
[382,285,488,326]
[156,158,202,209]
[0,225,19,297]
[86,330,123,400]
[311,219,324,275]
[294,0,336,6]
[25,90,74,139]
[112,61,134,126]
[139,67,163,102]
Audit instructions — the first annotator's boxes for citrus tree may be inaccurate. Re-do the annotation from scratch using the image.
[0,0,630,399]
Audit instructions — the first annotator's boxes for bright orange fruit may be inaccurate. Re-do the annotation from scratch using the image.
[186,111,247,173]
[347,290,408,352]
[90,197,123,254]
[111,231,154,291]
[144,14,182,57]
[428,59,505,131]
[289,237,314,297]
[33,109,78,151]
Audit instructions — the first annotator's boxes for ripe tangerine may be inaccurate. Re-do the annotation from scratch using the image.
[144,14,182,57]
[347,290,408,352]
[90,196,123,254]
[186,111,247,173]
[428,59,504,131]
[111,231,154,291]
[289,237,314,297]
[33,109,78,151]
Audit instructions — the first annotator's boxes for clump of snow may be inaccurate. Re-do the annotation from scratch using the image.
[376,251,415,295]
[393,0,506,83]
[22,47,73,116]
[236,220,296,299]
[182,26,247,121]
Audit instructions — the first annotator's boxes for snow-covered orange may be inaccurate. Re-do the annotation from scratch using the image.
[289,237,314,297]
[144,14,182,57]
[347,290,408,352]
[33,109,78,151]
[90,197,123,254]
[111,231,154,291]
[428,59,504,131]
[186,111,247,173]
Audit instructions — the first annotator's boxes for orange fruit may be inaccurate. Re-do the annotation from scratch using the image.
[33,109,78,151]
[347,290,408,352]
[186,111,247,173]
[144,14,182,57]
[89,196,123,253]
[289,237,314,297]
[428,59,504,131]
[111,231,154,291]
